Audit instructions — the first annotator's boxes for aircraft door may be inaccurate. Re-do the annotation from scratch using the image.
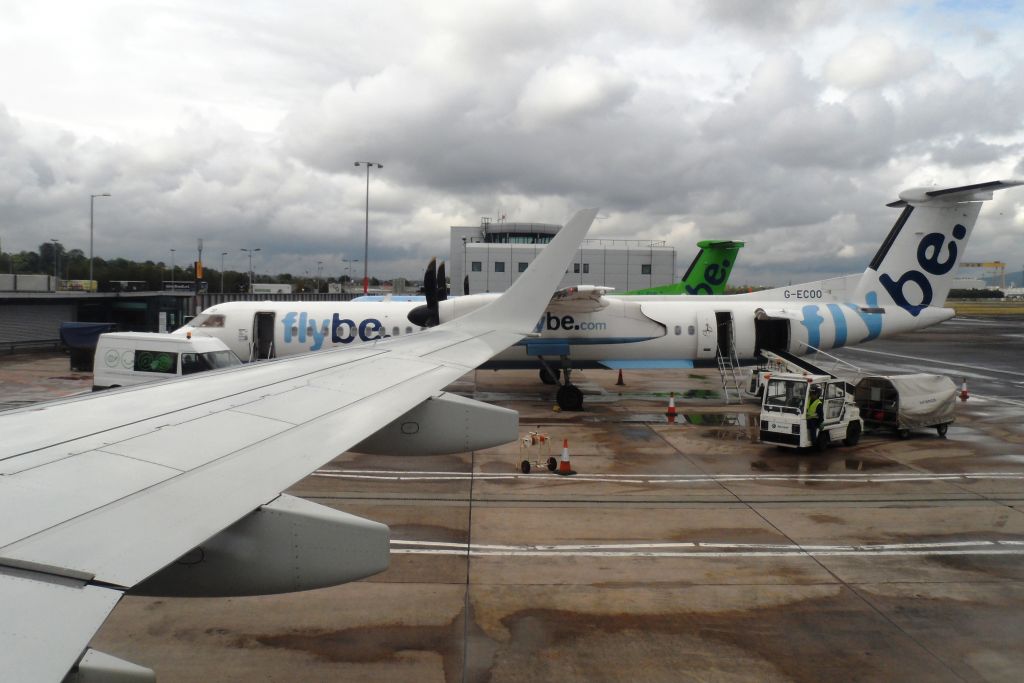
[695,310,717,359]
[253,312,276,360]
[715,311,733,357]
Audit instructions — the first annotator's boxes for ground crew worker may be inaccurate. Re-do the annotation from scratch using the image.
[806,384,823,443]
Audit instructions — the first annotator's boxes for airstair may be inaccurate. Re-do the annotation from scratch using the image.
[715,325,746,404]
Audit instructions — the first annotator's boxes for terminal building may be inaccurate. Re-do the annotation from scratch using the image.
[448,219,676,295]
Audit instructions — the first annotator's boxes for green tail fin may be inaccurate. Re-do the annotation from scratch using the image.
[624,240,744,295]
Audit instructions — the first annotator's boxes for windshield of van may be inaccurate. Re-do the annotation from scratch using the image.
[181,350,243,375]
[764,379,807,414]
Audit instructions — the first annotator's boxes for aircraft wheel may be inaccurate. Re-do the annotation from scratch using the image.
[814,431,829,453]
[520,460,531,474]
[539,367,560,385]
[556,384,584,411]
[897,428,910,440]
[936,423,949,438]
[843,421,861,447]
[547,457,558,471]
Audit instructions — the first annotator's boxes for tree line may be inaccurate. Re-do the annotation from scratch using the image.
[0,241,379,293]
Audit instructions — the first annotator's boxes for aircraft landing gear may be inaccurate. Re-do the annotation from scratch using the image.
[556,384,584,411]
[539,356,584,411]
[539,367,560,385]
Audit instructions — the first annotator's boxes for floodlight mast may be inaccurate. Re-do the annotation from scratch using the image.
[354,161,382,294]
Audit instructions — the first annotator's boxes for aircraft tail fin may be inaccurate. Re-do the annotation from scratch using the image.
[623,239,744,295]
[680,240,744,295]
[853,179,1022,315]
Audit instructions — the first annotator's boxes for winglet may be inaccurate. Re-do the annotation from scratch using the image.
[450,209,598,332]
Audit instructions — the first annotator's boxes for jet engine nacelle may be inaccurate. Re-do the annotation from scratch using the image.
[353,391,518,455]
[132,495,389,598]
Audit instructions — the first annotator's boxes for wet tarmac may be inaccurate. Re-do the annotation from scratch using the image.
[3,316,1024,682]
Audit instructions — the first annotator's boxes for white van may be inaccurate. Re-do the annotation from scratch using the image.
[93,332,242,390]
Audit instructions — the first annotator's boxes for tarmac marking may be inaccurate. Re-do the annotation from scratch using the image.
[315,468,1024,485]
[390,539,1024,558]
[837,346,1024,378]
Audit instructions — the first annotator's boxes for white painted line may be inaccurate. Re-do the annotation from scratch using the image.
[389,538,1024,559]
[314,468,1024,486]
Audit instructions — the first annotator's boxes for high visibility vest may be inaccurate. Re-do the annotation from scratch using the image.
[807,397,822,419]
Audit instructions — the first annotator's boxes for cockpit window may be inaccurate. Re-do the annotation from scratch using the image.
[190,313,226,328]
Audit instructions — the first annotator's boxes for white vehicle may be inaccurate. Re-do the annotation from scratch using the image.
[759,373,862,450]
[0,208,596,681]
[176,179,1023,410]
[93,332,242,390]
[251,283,292,294]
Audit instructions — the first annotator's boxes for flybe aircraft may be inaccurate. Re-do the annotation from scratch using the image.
[176,179,1021,410]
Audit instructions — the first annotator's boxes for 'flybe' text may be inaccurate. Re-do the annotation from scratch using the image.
[684,260,731,295]
[281,312,384,351]
[879,223,966,316]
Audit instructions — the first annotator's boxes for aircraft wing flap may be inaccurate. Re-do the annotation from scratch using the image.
[0,568,122,682]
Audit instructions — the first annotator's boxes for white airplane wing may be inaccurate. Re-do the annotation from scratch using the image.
[0,208,597,681]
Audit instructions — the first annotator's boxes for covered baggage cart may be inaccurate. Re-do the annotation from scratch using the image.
[854,374,956,438]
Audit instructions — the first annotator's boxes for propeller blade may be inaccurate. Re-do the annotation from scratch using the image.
[424,257,438,310]
[408,257,440,327]
[437,261,447,302]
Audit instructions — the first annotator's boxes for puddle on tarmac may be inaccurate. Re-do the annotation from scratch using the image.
[683,413,750,427]
[618,412,751,426]
[981,454,1024,465]
[748,456,899,474]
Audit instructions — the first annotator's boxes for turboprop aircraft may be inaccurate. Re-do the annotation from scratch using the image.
[174,238,743,361]
[177,180,1021,411]
[0,209,596,681]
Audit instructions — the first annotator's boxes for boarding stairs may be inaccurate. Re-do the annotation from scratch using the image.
[715,338,746,404]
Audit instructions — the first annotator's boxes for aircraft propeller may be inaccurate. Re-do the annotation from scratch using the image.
[407,257,440,327]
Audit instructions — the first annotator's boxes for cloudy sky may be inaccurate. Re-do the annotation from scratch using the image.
[2,0,1023,286]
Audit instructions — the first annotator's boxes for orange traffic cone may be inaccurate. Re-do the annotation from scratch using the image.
[666,392,677,424]
[557,438,576,476]
[616,369,625,386]
[960,378,970,402]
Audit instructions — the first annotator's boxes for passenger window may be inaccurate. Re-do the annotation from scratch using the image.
[392,326,399,336]
[674,325,682,336]
[405,326,412,334]
[687,325,695,335]
[134,350,178,374]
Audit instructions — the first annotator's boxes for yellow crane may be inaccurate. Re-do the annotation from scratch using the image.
[959,261,1007,288]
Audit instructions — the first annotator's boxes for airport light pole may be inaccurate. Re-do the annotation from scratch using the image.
[170,248,176,290]
[89,193,110,286]
[344,258,359,290]
[50,239,60,287]
[316,260,323,293]
[220,251,228,293]
[354,161,382,294]
[241,247,260,293]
